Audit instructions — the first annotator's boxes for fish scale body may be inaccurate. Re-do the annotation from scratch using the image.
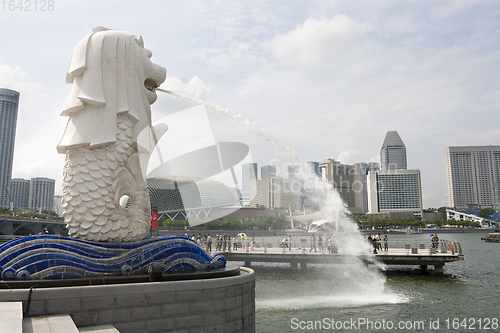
[62,115,151,242]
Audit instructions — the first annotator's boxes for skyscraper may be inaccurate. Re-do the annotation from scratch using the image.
[0,88,20,208]
[368,169,423,216]
[368,131,422,216]
[242,163,257,192]
[11,178,30,210]
[241,163,257,204]
[380,131,407,171]
[353,162,380,213]
[261,165,276,179]
[29,177,56,212]
[319,159,365,214]
[251,176,301,210]
[307,162,321,178]
[445,146,500,209]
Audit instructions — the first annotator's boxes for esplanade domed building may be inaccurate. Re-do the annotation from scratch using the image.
[147,176,241,224]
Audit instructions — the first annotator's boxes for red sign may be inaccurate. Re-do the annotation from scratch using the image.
[151,211,158,230]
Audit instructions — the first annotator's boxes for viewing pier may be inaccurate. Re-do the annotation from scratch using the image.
[218,240,464,274]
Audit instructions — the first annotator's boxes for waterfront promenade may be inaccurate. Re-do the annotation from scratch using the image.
[217,240,464,273]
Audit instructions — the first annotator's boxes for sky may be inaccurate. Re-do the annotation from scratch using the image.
[1,0,499,209]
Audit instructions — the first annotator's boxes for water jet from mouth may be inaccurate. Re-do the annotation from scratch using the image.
[156,87,401,308]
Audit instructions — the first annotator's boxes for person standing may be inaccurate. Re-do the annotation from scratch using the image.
[432,234,439,249]
[310,234,317,252]
[371,235,378,254]
[383,235,388,252]
[215,235,220,251]
[288,235,292,251]
[207,234,212,252]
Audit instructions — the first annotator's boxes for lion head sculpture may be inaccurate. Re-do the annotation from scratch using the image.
[58,26,166,152]
[58,27,167,242]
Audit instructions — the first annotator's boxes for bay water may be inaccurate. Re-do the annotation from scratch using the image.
[252,231,499,332]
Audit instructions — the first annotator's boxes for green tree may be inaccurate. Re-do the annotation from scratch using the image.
[437,207,447,220]
[162,219,189,228]
[478,207,495,218]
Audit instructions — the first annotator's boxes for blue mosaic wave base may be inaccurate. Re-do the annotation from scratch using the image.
[0,235,226,280]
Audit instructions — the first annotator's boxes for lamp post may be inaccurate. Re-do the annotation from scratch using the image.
[2,186,13,214]
[31,194,42,218]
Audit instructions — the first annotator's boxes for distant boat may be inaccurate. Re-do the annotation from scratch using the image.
[481,233,500,242]
[387,229,406,234]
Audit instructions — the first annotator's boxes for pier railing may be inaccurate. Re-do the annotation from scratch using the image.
[214,238,464,273]
[209,239,463,256]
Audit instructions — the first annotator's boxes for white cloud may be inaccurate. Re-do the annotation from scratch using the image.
[272,14,371,68]
[431,0,484,19]
[449,129,500,146]
[0,65,67,193]
[1,0,499,209]
[163,76,212,99]
[336,150,362,165]
[154,76,212,117]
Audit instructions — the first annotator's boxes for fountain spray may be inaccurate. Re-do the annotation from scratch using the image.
[156,88,299,160]
[156,87,400,309]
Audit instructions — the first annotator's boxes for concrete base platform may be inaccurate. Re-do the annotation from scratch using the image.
[0,267,255,333]
[22,314,79,333]
[78,325,120,332]
[0,301,23,333]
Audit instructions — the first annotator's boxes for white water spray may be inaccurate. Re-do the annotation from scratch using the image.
[157,88,299,160]
[157,88,402,308]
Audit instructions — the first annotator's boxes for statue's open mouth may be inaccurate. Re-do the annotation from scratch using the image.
[144,78,159,92]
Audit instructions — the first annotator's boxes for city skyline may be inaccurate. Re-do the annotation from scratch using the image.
[0,88,19,208]
[1,1,499,209]
[446,145,500,209]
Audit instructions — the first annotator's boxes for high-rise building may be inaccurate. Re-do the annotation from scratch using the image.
[29,177,55,212]
[251,176,301,210]
[241,163,258,204]
[368,169,423,216]
[368,132,422,216]
[0,88,20,208]
[11,178,30,210]
[287,164,300,180]
[319,159,365,214]
[261,165,276,179]
[307,162,321,178]
[445,146,500,209]
[353,162,380,213]
[380,131,407,171]
[286,162,321,180]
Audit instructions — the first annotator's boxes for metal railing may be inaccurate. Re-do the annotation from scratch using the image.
[208,238,463,256]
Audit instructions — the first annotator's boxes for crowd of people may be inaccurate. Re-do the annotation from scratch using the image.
[180,233,258,252]
[177,231,442,255]
[430,233,440,248]
[309,233,338,253]
[366,234,389,254]
[364,233,440,253]
[181,233,343,254]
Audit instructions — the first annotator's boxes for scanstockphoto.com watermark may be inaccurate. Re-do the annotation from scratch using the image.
[290,317,499,331]
[262,159,408,195]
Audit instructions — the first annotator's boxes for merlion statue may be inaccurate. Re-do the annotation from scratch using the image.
[57,27,168,242]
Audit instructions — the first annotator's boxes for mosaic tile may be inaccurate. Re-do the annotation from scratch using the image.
[0,235,226,280]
